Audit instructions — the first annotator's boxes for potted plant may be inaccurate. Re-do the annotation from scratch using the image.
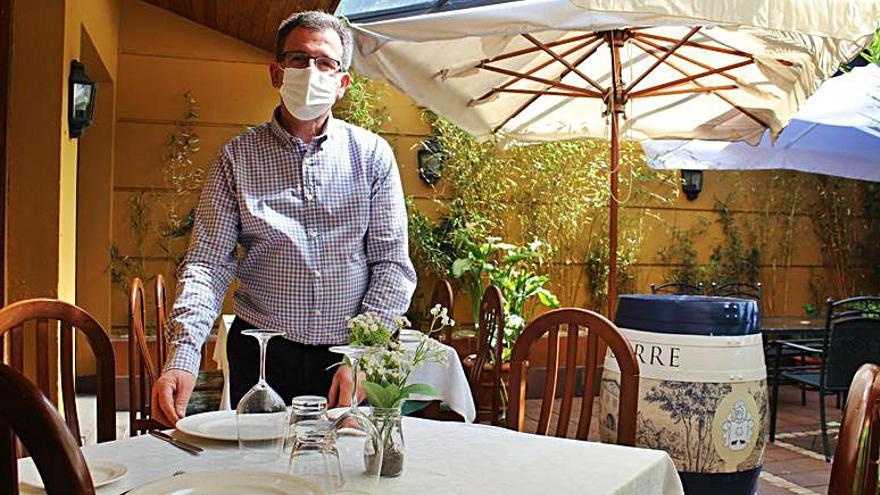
[345,308,453,477]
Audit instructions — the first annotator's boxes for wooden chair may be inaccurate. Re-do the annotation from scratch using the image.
[430,279,454,344]
[0,299,115,446]
[129,278,163,435]
[507,308,639,445]
[155,274,168,370]
[828,363,880,495]
[465,286,505,425]
[0,362,95,495]
[650,282,704,295]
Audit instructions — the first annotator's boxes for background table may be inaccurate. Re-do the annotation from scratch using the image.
[19,418,684,495]
[761,316,825,337]
[213,315,476,422]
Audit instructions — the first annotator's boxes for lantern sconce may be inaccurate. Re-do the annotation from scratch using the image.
[417,138,445,186]
[68,60,97,139]
[681,169,703,201]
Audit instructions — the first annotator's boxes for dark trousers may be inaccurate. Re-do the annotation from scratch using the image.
[227,317,340,408]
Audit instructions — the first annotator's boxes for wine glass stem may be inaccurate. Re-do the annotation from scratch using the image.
[349,355,360,413]
[258,336,268,384]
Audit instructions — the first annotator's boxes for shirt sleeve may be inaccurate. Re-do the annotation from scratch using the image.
[359,138,417,327]
[164,148,241,376]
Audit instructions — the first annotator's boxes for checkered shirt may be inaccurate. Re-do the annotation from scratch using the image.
[164,109,417,376]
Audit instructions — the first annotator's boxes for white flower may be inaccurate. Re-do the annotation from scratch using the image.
[528,239,543,252]
[430,304,442,317]
[507,314,525,330]
[395,315,411,329]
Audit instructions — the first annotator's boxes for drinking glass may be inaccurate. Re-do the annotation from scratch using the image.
[327,345,384,493]
[289,420,343,492]
[285,395,329,453]
[236,329,289,462]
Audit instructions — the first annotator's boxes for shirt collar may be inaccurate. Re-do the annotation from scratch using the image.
[269,107,336,150]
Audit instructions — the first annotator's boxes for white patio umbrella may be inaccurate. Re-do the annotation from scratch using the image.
[350,0,878,313]
[643,63,880,182]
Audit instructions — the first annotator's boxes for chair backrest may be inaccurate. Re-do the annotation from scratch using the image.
[507,308,640,445]
[0,363,95,495]
[829,363,880,495]
[155,274,168,369]
[650,282,704,295]
[0,299,115,445]
[129,278,162,435]
[430,279,454,343]
[711,281,762,301]
[469,286,504,425]
[823,297,880,390]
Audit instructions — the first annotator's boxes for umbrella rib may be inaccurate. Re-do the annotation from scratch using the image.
[479,64,604,97]
[491,37,607,134]
[631,36,738,83]
[483,33,597,65]
[629,40,768,128]
[629,59,754,98]
[521,33,605,93]
[635,85,739,97]
[473,37,602,104]
[637,31,794,67]
[497,88,601,98]
[624,26,701,97]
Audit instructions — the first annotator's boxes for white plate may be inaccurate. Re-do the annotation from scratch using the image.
[175,410,287,442]
[126,470,323,495]
[20,459,127,490]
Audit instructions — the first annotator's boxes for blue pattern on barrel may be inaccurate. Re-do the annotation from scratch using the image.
[616,294,762,495]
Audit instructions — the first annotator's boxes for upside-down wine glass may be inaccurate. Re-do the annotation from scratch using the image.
[236,329,289,462]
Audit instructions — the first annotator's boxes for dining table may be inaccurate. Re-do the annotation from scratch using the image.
[18,416,685,495]
[213,315,477,422]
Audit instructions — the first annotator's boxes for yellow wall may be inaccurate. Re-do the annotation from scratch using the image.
[6,0,120,391]
[106,0,276,335]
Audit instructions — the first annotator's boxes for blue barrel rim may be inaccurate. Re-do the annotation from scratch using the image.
[615,294,761,336]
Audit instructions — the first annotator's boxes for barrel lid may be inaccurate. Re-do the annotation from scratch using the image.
[615,294,760,336]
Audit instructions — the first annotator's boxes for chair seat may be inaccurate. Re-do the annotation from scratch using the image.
[779,370,849,394]
[779,370,821,388]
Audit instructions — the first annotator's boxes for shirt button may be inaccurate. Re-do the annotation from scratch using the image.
[314,270,322,278]
[309,230,319,238]
[304,191,314,201]
[315,309,322,315]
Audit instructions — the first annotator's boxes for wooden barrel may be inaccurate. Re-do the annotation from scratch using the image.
[599,294,765,495]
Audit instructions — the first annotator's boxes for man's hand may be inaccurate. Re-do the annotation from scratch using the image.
[328,365,366,408]
[151,369,197,426]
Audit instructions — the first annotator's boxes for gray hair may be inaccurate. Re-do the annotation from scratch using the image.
[276,11,353,71]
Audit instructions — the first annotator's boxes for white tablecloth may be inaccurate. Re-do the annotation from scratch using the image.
[213,315,476,422]
[19,418,684,495]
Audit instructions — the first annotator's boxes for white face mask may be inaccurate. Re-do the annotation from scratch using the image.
[279,66,340,121]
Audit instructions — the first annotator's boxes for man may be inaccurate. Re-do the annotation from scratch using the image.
[152,11,416,425]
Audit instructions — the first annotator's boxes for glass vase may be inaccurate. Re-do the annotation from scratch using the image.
[366,406,405,478]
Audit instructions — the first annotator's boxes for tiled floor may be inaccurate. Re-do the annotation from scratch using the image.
[77,383,840,494]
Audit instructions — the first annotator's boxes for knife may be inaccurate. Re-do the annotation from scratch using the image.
[149,430,203,455]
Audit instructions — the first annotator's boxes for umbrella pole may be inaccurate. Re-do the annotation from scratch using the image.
[609,110,619,317]
[607,30,625,318]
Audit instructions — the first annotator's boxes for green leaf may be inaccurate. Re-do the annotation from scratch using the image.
[386,383,402,403]
[451,258,472,278]
[363,381,393,409]
[536,288,561,308]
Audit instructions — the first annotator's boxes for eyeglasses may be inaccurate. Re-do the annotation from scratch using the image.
[279,51,343,73]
